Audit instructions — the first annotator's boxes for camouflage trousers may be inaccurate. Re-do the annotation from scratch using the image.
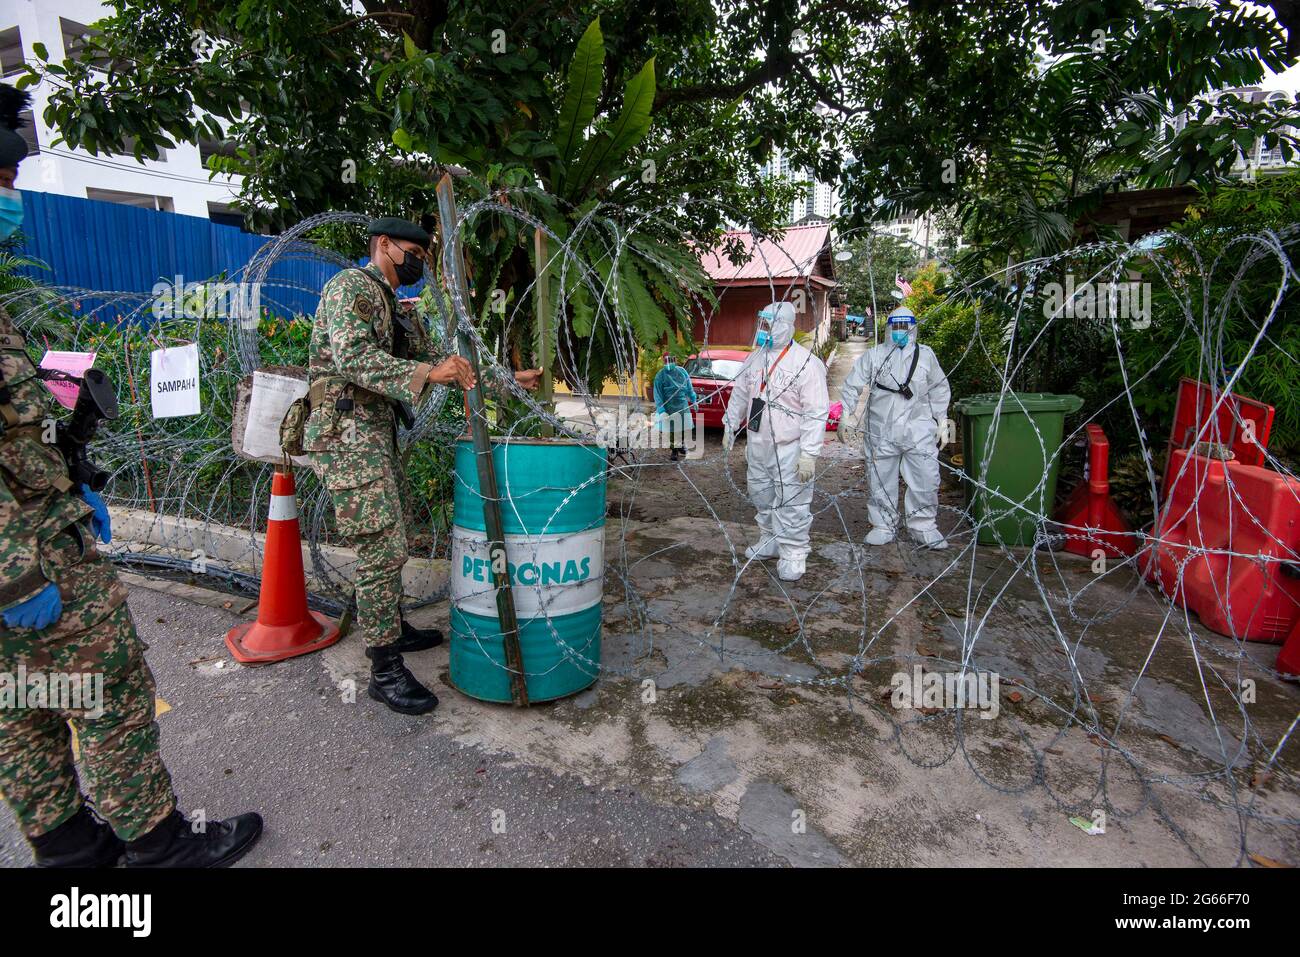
[0,527,176,840]
[312,448,409,649]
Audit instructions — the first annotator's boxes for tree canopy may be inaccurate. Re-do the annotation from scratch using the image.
[25,1,1299,239]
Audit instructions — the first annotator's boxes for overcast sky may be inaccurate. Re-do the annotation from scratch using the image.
[1265,62,1300,92]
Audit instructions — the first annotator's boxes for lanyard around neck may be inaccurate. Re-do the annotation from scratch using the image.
[759,342,793,395]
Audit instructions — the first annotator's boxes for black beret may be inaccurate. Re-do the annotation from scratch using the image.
[0,85,30,169]
[368,216,431,246]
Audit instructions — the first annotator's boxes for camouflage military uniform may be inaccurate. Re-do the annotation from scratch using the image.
[0,305,176,841]
[304,263,445,649]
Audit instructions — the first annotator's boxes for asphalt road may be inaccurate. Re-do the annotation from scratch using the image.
[1,585,783,868]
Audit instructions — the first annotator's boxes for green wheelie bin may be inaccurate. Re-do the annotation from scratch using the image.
[952,392,1084,546]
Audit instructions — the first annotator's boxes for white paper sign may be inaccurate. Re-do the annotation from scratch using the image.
[150,343,201,419]
[243,370,309,461]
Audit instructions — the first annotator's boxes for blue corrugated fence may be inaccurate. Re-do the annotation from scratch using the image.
[15,190,343,321]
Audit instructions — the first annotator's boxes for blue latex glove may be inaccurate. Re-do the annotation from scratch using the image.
[2,582,63,630]
[80,484,111,544]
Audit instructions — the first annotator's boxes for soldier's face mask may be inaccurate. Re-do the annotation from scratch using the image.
[384,241,425,286]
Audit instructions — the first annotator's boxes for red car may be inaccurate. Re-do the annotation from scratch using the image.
[682,349,842,431]
[683,349,750,429]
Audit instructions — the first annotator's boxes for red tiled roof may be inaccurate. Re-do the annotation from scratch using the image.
[700,223,833,284]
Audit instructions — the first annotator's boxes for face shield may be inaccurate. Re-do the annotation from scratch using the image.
[887,307,917,348]
[755,301,796,350]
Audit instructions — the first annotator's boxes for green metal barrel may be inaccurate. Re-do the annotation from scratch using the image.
[449,437,607,703]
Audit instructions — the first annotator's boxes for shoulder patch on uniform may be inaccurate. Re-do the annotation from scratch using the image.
[354,295,374,319]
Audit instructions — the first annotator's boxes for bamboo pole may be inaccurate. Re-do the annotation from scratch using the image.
[435,173,529,707]
[533,227,554,438]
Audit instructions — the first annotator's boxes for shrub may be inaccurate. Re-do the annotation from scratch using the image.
[906,263,1007,400]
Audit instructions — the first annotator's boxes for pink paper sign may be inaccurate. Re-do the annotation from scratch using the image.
[39,351,98,410]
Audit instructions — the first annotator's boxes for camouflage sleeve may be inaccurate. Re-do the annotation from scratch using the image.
[0,307,65,610]
[0,458,55,611]
[323,271,434,404]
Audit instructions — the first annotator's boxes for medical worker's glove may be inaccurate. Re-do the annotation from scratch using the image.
[796,453,816,483]
[723,424,736,452]
[935,416,950,448]
[80,484,111,544]
[3,583,63,630]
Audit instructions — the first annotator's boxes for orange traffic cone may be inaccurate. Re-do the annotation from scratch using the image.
[226,470,340,665]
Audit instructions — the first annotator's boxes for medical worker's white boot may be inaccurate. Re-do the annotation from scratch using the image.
[912,528,949,550]
[777,555,806,582]
[745,537,780,560]
[864,527,896,546]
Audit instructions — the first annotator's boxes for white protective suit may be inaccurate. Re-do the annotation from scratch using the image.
[724,303,830,579]
[839,334,951,546]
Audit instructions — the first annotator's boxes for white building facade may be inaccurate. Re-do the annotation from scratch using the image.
[762,147,841,225]
[0,0,243,222]
[1204,87,1296,177]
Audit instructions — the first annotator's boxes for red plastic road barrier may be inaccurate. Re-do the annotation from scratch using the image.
[1145,448,1300,644]
[1277,616,1300,677]
[1164,378,1274,490]
[1055,423,1137,559]
[225,470,341,665]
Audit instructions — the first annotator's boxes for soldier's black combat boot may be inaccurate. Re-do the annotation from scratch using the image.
[30,805,123,868]
[393,617,443,653]
[123,809,263,868]
[367,643,438,714]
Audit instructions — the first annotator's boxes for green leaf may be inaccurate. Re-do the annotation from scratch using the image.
[616,252,669,344]
[569,57,655,196]
[392,127,414,151]
[553,18,605,169]
[403,32,418,61]
[374,63,394,100]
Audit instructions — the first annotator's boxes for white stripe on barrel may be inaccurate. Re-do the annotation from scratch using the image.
[451,527,603,619]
